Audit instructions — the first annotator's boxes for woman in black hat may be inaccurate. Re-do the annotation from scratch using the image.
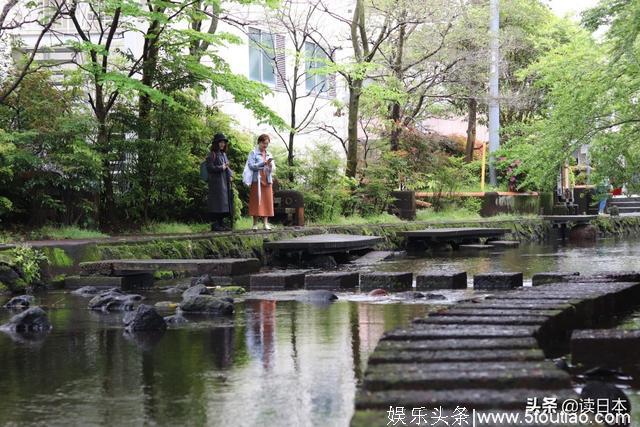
[206,133,234,231]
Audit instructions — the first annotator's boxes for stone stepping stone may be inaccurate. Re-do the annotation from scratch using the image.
[485,296,581,305]
[363,362,571,391]
[415,271,467,290]
[368,349,545,364]
[65,274,153,290]
[532,272,579,286]
[571,329,640,365]
[360,272,412,292]
[456,301,572,311]
[487,240,520,247]
[414,315,549,326]
[304,272,359,290]
[434,308,562,318]
[351,408,580,427]
[376,337,539,352]
[474,272,523,290]
[356,388,577,410]
[249,271,306,291]
[384,325,538,340]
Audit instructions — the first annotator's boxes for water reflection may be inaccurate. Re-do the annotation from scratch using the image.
[0,237,639,425]
[0,294,431,426]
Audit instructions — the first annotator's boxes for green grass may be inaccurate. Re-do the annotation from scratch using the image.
[415,208,482,222]
[141,222,210,235]
[29,226,109,240]
[308,213,403,226]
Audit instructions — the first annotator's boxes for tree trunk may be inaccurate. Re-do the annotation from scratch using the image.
[389,101,402,151]
[96,120,116,230]
[287,131,295,183]
[389,18,406,151]
[138,16,163,223]
[465,97,477,163]
[346,78,362,178]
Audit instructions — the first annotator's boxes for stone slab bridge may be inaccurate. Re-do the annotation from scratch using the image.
[351,273,640,426]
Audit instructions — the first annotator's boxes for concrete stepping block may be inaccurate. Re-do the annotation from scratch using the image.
[434,308,562,318]
[532,272,579,286]
[486,296,580,304]
[384,325,538,340]
[65,274,153,290]
[355,388,577,411]
[487,240,520,248]
[376,337,539,352]
[360,272,412,292]
[415,271,467,290]
[457,300,571,310]
[474,272,523,290]
[368,349,545,364]
[363,362,571,391]
[571,329,640,365]
[415,315,549,326]
[304,272,359,290]
[249,271,306,291]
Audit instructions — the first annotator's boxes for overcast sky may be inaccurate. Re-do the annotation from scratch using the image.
[546,0,601,19]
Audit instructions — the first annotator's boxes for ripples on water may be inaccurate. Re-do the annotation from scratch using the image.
[0,237,640,426]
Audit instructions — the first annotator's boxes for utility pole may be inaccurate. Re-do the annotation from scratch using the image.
[489,0,500,186]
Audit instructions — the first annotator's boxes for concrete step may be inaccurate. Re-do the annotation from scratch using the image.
[414,315,549,326]
[363,361,572,391]
[368,349,545,364]
[383,325,539,340]
[376,337,539,352]
[355,388,577,411]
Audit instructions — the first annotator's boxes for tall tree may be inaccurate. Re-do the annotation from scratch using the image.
[0,0,64,104]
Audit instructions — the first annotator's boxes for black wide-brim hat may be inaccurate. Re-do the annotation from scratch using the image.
[212,133,229,144]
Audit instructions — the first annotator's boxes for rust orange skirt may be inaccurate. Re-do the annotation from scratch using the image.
[249,181,274,217]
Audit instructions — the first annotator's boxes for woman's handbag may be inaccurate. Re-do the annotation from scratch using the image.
[242,160,253,187]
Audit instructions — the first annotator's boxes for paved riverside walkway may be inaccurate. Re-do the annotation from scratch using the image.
[351,277,640,426]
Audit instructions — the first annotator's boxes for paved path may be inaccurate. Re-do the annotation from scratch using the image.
[351,277,640,426]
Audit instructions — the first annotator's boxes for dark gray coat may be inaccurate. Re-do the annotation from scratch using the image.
[206,151,233,213]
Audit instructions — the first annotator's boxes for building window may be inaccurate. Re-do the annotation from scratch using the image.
[249,28,276,86]
[305,42,328,93]
[41,0,72,31]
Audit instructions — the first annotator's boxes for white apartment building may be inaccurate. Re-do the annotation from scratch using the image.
[1,0,352,155]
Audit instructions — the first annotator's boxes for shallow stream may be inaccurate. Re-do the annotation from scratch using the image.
[1,238,640,426]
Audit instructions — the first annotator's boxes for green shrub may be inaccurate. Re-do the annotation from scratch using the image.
[10,245,48,284]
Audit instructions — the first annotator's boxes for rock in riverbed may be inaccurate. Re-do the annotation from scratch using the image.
[3,295,35,309]
[123,305,167,332]
[88,289,143,312]
[368,289,388,297]
[179,295,234,315]
[164,312,189,326]
[1,306,51,333]
[182,284,210,299]
[72,286,112,297]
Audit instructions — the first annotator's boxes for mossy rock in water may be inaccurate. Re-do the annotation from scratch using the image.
[0,281,8,293]
[213,286,246,296]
